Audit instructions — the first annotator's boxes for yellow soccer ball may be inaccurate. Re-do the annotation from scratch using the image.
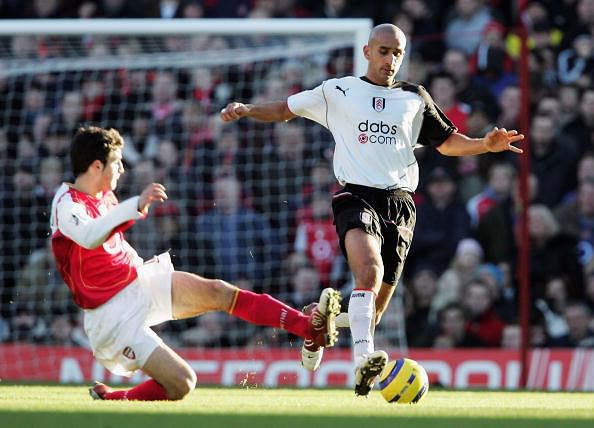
[378,358,429,404]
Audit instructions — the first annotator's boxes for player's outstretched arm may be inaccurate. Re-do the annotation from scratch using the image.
[220,100,296,123]
[436,127,524,157]
[53,183,167,249]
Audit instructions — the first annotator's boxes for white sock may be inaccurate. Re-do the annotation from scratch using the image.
[348,289,375,366]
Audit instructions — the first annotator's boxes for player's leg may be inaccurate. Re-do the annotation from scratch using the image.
[170,271,340,347]
[374,282,396,325]
[90,343,196,401]
[330,282,395,328]
[344,228,384,364]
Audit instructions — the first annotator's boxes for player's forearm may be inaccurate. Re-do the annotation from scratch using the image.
[244,101,295,122]
[65,197,142,249]
[436,132,489,156]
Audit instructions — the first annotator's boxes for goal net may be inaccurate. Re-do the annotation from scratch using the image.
[0,18,411,386]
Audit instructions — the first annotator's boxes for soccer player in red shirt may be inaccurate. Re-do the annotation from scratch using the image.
[50,126,340,401]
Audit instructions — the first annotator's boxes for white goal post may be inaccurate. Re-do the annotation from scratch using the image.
[0,18,372,76]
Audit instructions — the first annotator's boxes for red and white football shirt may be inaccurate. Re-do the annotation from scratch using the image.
[50,183,145,309]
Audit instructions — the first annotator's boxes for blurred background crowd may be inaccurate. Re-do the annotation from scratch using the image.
[1,0,594,352]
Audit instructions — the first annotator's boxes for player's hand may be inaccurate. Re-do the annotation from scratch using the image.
[138,183,167,214]
[484,127,524,154]
[220,102,250,122]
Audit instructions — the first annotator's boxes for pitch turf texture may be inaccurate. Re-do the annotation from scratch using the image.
[0,386,593,428]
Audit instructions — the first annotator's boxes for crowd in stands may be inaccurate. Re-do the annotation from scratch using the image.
[1,0,594,350]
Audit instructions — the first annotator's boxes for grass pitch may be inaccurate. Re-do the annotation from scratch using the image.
[0,385,593,428]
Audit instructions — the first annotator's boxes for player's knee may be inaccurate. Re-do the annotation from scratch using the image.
[210,279,236,310]
[168,370,197,400]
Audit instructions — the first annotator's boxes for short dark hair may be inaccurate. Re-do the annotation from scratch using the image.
[70,126,123,177]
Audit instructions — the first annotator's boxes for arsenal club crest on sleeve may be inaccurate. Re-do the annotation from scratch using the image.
[373,97,386,112]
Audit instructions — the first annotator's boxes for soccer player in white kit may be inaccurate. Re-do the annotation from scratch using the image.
[220,23,524,396]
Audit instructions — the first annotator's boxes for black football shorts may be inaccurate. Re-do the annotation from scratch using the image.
[332,183,416,286]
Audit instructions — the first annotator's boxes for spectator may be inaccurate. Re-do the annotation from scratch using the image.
[19,81,46,136]
[396,0,444,62]
[432,238,484,314]
[465,101,495,139]
[155,139,188,203]
[150,71,184,143]
[10,304,46,343]
[563,88,594,158]
[405,266,439,347]
[127,159,163,258]
[555,178,594,272]
[429,71,471,134]
[462,279,506,346]
[203,0,252,17]
[254,121,314,256]
[294,191,340,287]
[457,155,485,204]
[432,302,485,348]
[408,166,471,276]
[557,34,594,87]
[528,20,559,94]
[535,277,571,340]
[96,0,154,18]
[477,262,516,323]
[28,0,63,19]
[445,0,493,56]
[495,84,521,130]
[500,323,521,348]
[530,114,578,207]
[564,0,594,50]
[38,127,69,160]
[14,239,70,317]
[471,20,517,99]
[529,204,583,300]
[152,200,190,269]
[467,161,515,227]
[54,91,84,137]
[288,263,323,311]
[558,83,581,126]
[80,75,107,123]
[549,301,594,347]
[561,151,594,205]
[194,172,280,283]
[0,161,48,316]
[442,48,498,118]
[311,0,370,19]
[36,156,64,201]
[122,112,161,166]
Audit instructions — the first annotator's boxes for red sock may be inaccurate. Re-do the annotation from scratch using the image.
[230,289,310,338]
[103,379,169,401]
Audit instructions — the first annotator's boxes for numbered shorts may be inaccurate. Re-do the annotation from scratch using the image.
[332,184,416,286]
[83,252,174,377]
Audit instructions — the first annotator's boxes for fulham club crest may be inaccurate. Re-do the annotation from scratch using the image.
[372,97,386,112]
[122,346,136,360]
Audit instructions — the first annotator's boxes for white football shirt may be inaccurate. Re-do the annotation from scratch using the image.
[287,76,456,191]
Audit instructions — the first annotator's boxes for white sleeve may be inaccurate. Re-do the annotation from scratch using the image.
[56,196,143,249]
[287,81,329,127]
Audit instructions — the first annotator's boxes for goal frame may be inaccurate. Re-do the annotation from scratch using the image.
[0,18,373,76]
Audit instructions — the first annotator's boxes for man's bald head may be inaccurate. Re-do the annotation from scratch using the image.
[364,23,407,86]
[368,24,406,47]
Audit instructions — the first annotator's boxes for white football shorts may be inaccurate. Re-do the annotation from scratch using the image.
[83,252,174,377]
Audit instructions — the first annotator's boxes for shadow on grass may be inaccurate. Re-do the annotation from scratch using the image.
[1,411,592,428]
